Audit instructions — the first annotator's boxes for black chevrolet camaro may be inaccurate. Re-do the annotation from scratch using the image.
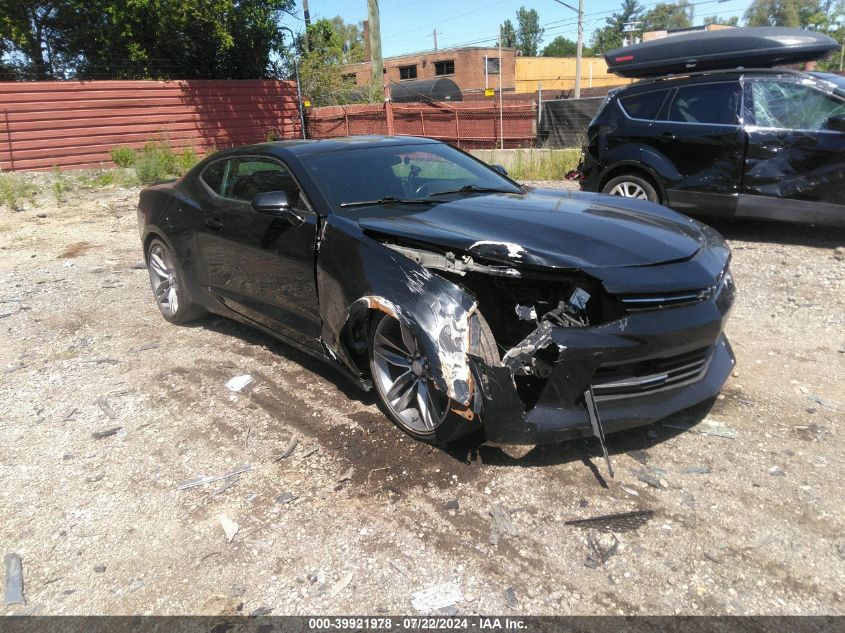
[138,136,736,446]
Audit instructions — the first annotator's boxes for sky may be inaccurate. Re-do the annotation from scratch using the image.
[282,0,756,58]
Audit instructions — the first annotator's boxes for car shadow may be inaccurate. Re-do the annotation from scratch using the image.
[189,315,376,404]
[444,397,718,486]
[706,217,845,248]
[185,313,719,484]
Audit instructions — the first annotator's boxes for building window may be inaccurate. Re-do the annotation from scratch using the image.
[434,60,455,76]
[399,65,417,80]
[342,73,357,85]
[485,57,500,74]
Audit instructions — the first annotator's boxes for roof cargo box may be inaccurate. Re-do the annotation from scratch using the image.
[605,27,840,78]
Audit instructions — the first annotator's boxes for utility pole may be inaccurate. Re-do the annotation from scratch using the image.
[368,0,384,94]
[302,0,311,51]
[499,24,504,147]
[433,29,438,51]
[552,0,584,98]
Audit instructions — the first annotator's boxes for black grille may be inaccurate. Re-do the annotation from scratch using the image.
[592,346,713,400]
[617,288,712,312]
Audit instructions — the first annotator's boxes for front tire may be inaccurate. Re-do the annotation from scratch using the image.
[368,311,496,446]
[146,239,204,324]
[602,174,659,203]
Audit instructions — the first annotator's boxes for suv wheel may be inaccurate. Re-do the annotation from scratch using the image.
[602,175,659,203]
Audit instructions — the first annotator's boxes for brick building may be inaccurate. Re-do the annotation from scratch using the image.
[340,46,518,96]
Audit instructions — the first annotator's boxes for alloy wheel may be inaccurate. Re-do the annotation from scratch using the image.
[147,243,179,318]
[371,315,449,434]
[608,181,648,199]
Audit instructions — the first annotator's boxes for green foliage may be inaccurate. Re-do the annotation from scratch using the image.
[591,0,644,54]
[0,172,38,211]
[498,19,517,48]
[515,7,544,57]
[177,147,199,174]
[299,18,368,106]
[110,146,137,168]
[704,15,739,27]
[542,36,595,57]
[134,142,177,184]
[744,0,802,27]
[641,1,695,32]
[330,15,367,64]
[51,165,72,203]
[0,0,296,80]
[507,149,581,181]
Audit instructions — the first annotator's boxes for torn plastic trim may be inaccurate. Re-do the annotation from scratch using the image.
[344,293,479,406]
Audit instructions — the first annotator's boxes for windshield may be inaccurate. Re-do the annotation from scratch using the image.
[299,142,522,213]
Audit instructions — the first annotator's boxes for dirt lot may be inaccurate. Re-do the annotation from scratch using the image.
[1,175,843,616]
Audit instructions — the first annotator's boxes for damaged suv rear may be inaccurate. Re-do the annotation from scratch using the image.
[137,136,736,446]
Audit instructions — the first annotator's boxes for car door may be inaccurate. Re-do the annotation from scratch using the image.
[739,77,845,224]
[195,155,322,350]
[649,80,745,217]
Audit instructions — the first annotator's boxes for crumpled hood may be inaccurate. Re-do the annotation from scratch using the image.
[359,189,704,270]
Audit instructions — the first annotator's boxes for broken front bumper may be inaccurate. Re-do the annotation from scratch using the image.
[475,281,736,444]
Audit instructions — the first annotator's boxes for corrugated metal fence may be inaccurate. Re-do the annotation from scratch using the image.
[0,79,301,171]
[306,101,537,150]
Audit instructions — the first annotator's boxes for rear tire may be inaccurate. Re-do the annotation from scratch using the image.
[146,239,205,325]
[602,174,659,203]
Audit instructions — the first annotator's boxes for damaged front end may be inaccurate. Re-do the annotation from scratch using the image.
[379,235,736,445]
[318,212,736,445]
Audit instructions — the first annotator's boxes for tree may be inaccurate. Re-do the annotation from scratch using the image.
[744,0,802,27]
[704,15,739,26]
[591,0,643,54]
[0,1,61,79]
[298,18,368,106]
[515,6,544,56]
[498,19,517,48]
[330,15,367,64]
[641,1,694,32]
[0,0,296,80]
[542,36,594,57]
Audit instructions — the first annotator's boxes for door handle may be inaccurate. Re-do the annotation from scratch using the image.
[660,132,676,141]
[205,217,223,230]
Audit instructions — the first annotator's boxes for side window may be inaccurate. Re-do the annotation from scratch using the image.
[619,90,668,120]
[200,160,227,195]
[749,80,845,131]
[222,157,307,210]
[391,151,476,181]
[668,82,741,125]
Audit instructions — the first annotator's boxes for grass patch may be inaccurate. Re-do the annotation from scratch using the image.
[133,141,200,184]
[0,172,39,211]
[506,149,581,181]
[110,146,137,167]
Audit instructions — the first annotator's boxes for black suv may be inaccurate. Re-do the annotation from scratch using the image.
[577,70,845,226]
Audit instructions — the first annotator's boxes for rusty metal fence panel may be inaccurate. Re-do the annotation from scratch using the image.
[306,101,537,149]
[0,79,301,171]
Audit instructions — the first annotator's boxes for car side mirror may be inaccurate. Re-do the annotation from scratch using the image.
[827,114,845,132]
[492,164,508,176]
[252,190,291,214]
[251,191,304,227]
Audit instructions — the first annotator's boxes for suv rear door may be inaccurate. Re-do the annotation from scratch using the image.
[739,76,845,225]
[649,80,745,217]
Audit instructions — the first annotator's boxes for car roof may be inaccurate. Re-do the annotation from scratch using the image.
[243,135,440,157]
[612,67,821,97]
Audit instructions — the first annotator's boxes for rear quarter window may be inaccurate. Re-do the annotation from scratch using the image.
[619,90,669,120]
[667,82,741,125]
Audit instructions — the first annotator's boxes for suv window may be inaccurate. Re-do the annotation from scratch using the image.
[620,90,668,120]
[749,80,845,131]
[667,82,741,125]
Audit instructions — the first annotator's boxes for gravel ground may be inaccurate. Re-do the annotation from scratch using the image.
[1,175,843,616]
